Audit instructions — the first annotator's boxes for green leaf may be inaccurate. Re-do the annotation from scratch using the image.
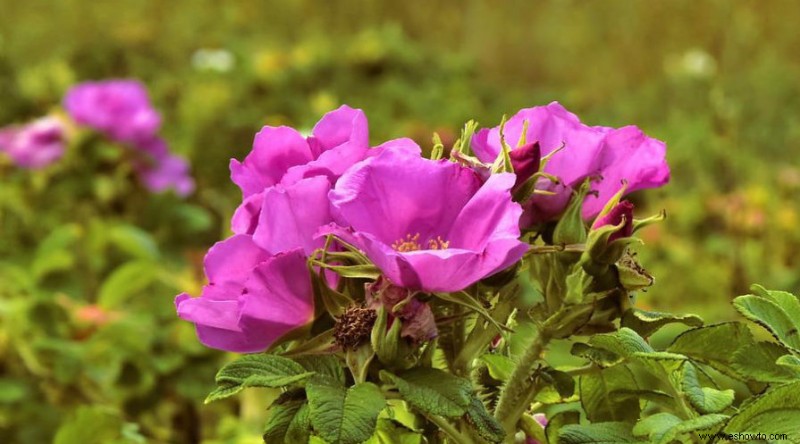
[0,378,29,403]
[382,368,472,417]
[306,380,386,444]
[724,380,800,437]
[381,400,422,432]
[776,354,800,372]
[32,223,80,280]
[263,399,306,444]
[570,342,623,368]
[366,419,424,444]
[655,414,729,444]
[589,328,654,358]
[480,354,515,382]
[286,402,312,444]
[463,397,505,443]
[294,354,346,385]
[97,261,158,308]
[54,406,127,444]
[621,308,703,338]
[609,389,673,409]
[667,322,754,376]
[731,341,798,383]
[545,410,580,444]
[108,224,160,260]
[206,354,314,403]
[535,367,575,403]
[579,365,640,422]
[680,362,734,414]
[733,294,800,351]
[629,351,688,381]
[750,284,800,325]
[632,413,682,442]
[559,422,644,444]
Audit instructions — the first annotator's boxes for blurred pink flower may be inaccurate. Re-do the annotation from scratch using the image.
[137,146,196,197]
[0,116,66,169]
[64,79,161,144]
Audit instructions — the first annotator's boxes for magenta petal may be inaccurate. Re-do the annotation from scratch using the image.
[253,176,333,255]
[330,148,481,244]
[231,192,264,235]
[281,107,369,185]
[176,248,314,353]
[203,234,271,284]
[470,128,497,164]
[509,142,541,188]
[311,105,369,152]
[592,200,635,243]
[241,249,315,326]
[447,173,523,250]
[327,151,526,292]
[220,249,314,352]
[175,292,241,331]
[231,126,314,197]
[401,249,483,292]
[368,137,422,158]
[471,102,667,225]
[581,126,670,218]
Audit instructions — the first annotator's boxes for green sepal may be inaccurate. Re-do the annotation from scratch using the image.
[553,179,591,245]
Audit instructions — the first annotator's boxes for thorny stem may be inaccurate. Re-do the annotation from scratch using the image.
[451,286,518,377]
[493,324,552,443]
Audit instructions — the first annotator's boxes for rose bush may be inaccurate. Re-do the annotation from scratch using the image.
[176,104,800,443]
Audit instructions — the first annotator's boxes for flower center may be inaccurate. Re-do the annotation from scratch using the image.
[391,233,450,252]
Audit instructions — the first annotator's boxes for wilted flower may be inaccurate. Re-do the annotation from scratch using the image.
[64,79,161,144]
[366,277,437,343]
[0,116,66,169]
[471,102,669,226]
[324,148,528,292]
[174,235,314,353]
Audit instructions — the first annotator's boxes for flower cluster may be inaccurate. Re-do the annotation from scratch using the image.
[472,102,669,226]
[64,80,194,196]
[176,103,668,356]
[0,79,193,196]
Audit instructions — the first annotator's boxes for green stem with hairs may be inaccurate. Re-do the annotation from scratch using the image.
[493,325,552,443]
[451,286,518,377]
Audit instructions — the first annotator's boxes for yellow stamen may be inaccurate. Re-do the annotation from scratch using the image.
[392,233,422,252]
[427,236,450,250]
[391,233,450,252]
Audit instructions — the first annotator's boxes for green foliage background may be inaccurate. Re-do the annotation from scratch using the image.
[1,0,799,442]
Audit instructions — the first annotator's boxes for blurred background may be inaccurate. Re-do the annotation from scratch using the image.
[2,0,800,442]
